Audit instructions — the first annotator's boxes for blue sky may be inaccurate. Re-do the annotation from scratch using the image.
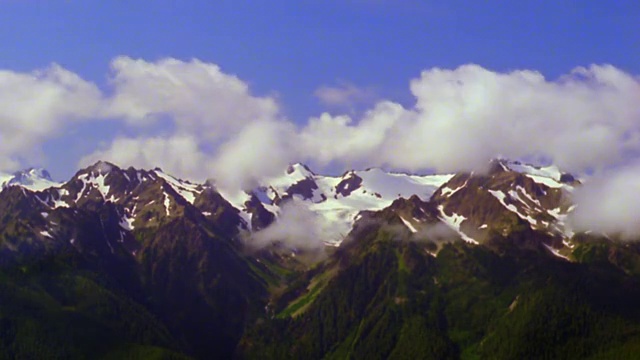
[0,0,638,181]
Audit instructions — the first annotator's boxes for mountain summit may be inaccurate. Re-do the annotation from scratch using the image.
[0,167,60,191]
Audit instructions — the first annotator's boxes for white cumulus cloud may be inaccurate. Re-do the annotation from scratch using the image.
[211,119,298,190]
[570,162,640,240]
[2,58,640,239]
[107,56,279,137]
[79,135,211,181]
[80,57,285,186]
[0,64,103,170]
[300,64,640,174]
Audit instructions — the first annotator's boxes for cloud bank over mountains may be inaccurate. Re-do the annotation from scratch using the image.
[1,57,639,236]
[2,57,638,181]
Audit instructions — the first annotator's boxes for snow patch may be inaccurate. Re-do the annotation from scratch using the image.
[155,170,201,204]
[437,205,478,244]
[489,189,538,227]
[543,244,571,261]
[439,179,468,197]
[119,215,135,231]
[515,186,541,207]
[400,216,418,233]
[525,174,563,189]
[506,162,562,181]
[77,172,110,199]
[218,189,252,227]
[163,192,171,216]
[93,173,110,198]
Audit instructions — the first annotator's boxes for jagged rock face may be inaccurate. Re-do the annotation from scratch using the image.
[194,187,245,235]
[388,195,441,223]
[341,160,576,256]
[279,178,319,202]
[245,194,275,231]
[335,172,363,197]
[0,186,56,264]
[0,161,248,265]
[430,169,572,249]
[357,195,442,234]
[58,162,197,227]
[559,173,576,183]
[0,161,270,358]
[1,159,579,256]
[31,161,242,231]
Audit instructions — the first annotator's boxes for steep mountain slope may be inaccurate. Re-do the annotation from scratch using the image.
[430,160,576,249]
[240,213,640,360]
[0,250,187,359]
[0,161,270,359]
[3,159,640,359]
[329,160,578,260]
[238,160,640,359]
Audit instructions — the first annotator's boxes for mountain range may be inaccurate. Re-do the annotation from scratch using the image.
[1,159,640,359]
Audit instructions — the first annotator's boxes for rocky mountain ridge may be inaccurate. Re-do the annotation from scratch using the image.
[0,159,580,258]
[4,159,640,359]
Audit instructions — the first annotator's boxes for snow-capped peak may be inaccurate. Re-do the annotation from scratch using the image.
[286,163,315,177]
[223,164,455,246]
[85,160,117,175]
[0,167,61,191]
[25,168,53,181]
[489,158,577,190]
[502,160,562,181]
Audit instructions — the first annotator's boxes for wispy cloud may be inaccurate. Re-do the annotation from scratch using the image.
[247,200,330,253]
[314,80,376,109]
